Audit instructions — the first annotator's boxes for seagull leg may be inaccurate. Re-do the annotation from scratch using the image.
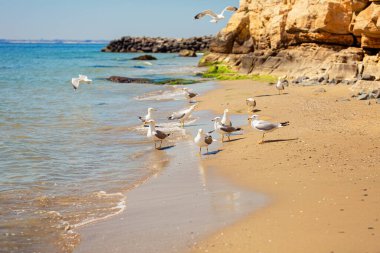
[207,147,209,153]
[259,132,266,144]
[159,140,163,149]
[154,142,157,149]
[228,134,231,141]
[221,134,224,143]
[199,147,202,154]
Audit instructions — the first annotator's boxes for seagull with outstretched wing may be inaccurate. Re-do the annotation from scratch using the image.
[194,6,238,23]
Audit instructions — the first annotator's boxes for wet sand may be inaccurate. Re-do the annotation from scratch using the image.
[190,80,380,253]
[75,110,266,253]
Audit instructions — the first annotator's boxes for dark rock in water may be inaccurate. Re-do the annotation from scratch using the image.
[361,74,376,81]
[107,76,203,85]
[178,50,197,57]
[357,93,369,100]
[107,76,153,84]
[131,55,157,60]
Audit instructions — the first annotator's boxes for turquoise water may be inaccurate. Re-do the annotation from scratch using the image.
[0,43,209,252]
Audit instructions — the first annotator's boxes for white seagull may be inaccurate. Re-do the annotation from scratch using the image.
[168,104,198,127]
[194,6,238,23]
[276,76,288,95]
[221,109,232,126]
[212,116,241,142]
[248,115,289,144]
[138,107,157,125]
[194,129,213,154]
[183,88,198,103]
[146,120,171,149]
[71,74,92,90]
[246,98,257,112]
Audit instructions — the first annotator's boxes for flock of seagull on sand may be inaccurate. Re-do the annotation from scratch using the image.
[71,72,290,155]
[139,76,290,155]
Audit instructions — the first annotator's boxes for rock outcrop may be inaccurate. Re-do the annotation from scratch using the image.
[202,0,380,86]
[102,36,213,53]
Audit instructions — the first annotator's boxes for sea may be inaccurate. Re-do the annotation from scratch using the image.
[0,43,214,253]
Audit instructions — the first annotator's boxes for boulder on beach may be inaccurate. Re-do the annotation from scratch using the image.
[178,50,197,57]
[107,76,153,84]
[131,55,157,61]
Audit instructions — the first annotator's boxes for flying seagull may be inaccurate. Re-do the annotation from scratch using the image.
[71,74,92,90]
[146,120,170,149]
[183,88,198,103]
[138,107,157,126]
[194,129,213,154]
[212,116,241,142]
[168,104,198,127]
[248,115,289,144]
[194,6,238,23]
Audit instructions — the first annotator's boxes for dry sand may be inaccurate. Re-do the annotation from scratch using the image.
[191,80,380,253]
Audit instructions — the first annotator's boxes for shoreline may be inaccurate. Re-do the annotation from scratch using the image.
[74,90,267,253]
[190,80,380,253]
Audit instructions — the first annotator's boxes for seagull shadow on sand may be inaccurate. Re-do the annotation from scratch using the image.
[261,138,298,144]
[203,149,223,156]
[255,93,289,98]
[156,145,176,151]
[223,137,245,143]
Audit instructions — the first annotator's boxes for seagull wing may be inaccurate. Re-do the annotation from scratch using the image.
[221,6,238,15]
[220,125,241,133]
[254,121,280,131]
[168,112,186,120]
[188,92,198,98]
[155,130,169,140]
[205,135,213,145]
[195,10,218,20]
[71,78,80,90]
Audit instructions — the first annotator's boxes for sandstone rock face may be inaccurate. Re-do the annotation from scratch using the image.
[203,0,380,85]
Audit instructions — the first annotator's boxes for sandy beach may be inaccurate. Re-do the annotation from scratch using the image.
[190,80,380,253]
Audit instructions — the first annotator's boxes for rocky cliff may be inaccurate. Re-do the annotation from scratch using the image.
[202,0,380,89]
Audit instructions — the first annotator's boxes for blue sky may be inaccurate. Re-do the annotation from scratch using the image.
[0,0,239,40]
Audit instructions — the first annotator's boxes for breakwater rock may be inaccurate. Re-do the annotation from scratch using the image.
[102,36,213,53]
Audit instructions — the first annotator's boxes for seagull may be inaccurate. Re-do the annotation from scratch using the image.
[246,98,257,112]
[194,6,238,23]
[248,115,289,144]
[71,74,92,90]
[146,120,170,149]
[138,108,157,125]
[194,129,213,154]
[183,88,198,103]
[221,109,232,126]
[168,104,198,127]
[276,76,287,95]
[78,74,92,83]
[212,117,241,142]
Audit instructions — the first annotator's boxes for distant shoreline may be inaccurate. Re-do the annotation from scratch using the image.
[0,39,109,44]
